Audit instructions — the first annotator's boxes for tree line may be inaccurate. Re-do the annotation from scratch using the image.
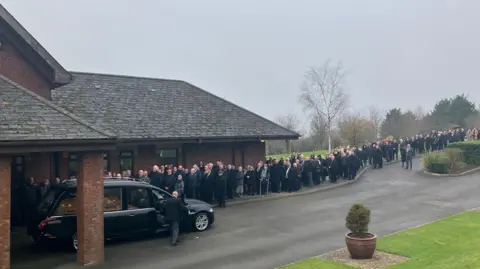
[266,60,480,155]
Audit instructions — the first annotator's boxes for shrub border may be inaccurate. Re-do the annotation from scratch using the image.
[423,165,480,177]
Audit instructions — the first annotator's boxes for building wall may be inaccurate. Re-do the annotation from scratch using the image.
[11,141,267,182]
[0,42,51,99]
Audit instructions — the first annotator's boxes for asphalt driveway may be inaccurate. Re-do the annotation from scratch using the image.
[12,159,480,269]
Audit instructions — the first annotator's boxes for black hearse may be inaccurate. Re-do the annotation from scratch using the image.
[28,179,214,250]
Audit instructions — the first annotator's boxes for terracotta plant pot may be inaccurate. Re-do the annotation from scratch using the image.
[345,232,377,259]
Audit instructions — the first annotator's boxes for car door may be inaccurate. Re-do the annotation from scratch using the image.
[151,189,169,232]
[125,187,156,234]
[103,187,126,238]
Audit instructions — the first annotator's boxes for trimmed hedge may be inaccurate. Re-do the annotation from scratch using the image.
[446,140,480,165]
[423,151,449,174]
[423,148,465,174]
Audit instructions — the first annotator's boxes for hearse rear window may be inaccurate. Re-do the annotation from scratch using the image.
[38,188,63,215]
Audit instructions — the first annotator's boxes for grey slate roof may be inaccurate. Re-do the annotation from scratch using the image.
[52,72,300,140]
[0,4,72,85]
[0,75,114,141]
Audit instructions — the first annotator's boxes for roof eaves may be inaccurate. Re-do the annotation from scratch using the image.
[0,75,115,138]
[0,4,72,85]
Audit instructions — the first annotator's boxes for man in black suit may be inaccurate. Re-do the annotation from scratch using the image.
[164,191,187,246]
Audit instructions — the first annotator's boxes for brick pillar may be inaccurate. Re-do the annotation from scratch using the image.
[0,155,11,269]
[77,152,104,265]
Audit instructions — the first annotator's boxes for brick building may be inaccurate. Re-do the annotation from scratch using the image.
[0,4,298,269]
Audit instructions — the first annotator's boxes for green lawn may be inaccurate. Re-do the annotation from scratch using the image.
[267,150,330,160]
[281,211,480,269]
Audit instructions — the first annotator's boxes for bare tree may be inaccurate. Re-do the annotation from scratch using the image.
[275,113,300,133]
[310,114,327,148]
[367,106,383,141]
[270,113,301,153]
[338,113,369,146]
[413,106,425,120]
[299,60,349,152]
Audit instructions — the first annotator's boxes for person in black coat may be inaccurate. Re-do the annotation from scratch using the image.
[215,169,227,208]
[185,168,198,199]
[329,154,339,183]
[284,162,296,192]
[245,166,257,196]
[320,156,328,183]
[149,165,163,189]
[24,177,41,233]
[270,160,283,193]
[347,150,361,180]
[201,168,214,203]
[226,165,236,199]
[373,145,383,169]
[313,156,322,185]
[164,191,188,246]
[162,169,175,194]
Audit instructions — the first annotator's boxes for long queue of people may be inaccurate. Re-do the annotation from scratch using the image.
[97,128,467,207]
[14,128,468,217]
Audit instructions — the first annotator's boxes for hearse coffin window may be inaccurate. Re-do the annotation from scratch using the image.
[68,153,78,177]
[104,187,122,212]
[120,151,133,172]
[126,188,152,209]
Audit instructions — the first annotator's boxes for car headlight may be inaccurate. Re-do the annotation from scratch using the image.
[209,208,214,213]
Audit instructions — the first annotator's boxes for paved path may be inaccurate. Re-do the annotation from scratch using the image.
[12,160,480,269]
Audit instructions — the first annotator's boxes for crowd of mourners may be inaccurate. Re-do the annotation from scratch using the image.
[16,128,470,212]
[95,128,466,207]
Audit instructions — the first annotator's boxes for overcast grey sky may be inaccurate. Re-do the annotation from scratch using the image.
[2,0,479,130]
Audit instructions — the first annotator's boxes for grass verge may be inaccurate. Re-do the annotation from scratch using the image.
[281,211,480,269]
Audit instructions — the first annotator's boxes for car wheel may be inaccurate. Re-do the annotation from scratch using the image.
[194,212,210,232]
[72,233,78,251]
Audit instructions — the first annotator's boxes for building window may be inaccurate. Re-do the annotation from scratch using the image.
[157,149,178,166]
[68,153,78,177]
[103,152,110,172]
[120,151,133,172]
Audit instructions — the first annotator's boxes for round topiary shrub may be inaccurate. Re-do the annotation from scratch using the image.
[345,203,371,236]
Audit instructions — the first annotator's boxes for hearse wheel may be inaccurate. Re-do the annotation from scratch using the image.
[72,233,78,251]
[194,212,210,232]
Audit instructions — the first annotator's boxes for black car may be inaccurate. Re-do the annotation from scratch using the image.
[28,179,214,250]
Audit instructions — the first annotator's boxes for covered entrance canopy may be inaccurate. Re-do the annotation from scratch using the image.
[0,75,116,268]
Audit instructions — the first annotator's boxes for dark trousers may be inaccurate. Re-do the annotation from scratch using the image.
[170,221,179,245]
[306,172,313,187]
[226,183,234,199]
[271,180,280,193]
[247,183,256,196]
[313,172,321,185]
[259,180,268,194]
[287,179,296,192]
[349,167,357,180]
[217,195,226,207]
[406,159,413,170]
[296,177,302,190]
